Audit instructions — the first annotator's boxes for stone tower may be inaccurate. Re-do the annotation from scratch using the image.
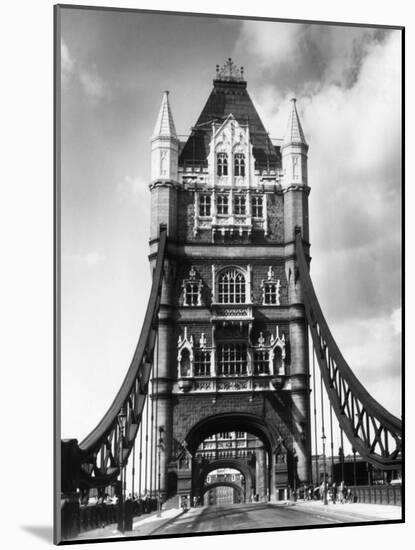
[148,59,311,502]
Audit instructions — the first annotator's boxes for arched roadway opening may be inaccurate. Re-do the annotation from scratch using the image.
[203,481,244,505]
[185,413,279,503]
[198,459,253,503]
[185,412,276,454]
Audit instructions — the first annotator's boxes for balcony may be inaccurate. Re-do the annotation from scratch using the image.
[210,303,254,323]
[176,374,290,394]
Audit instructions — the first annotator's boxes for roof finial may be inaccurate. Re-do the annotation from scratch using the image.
[215,58,245,82]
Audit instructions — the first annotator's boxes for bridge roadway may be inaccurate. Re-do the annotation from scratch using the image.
[76,501,402,540]
[154,502,401,536]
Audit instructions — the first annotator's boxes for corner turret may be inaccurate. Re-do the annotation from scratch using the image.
[151,91,179,183]
[282,98,308,189]
[150,91,179,240]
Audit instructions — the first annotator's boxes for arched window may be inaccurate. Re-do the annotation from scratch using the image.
[234,153,245,177]
[218,269,246,304]
[217,153,228,176]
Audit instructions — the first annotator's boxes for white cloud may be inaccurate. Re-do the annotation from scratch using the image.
[116,175,148,202]
[84,251,106,266]
[60,39,110,102]
[79,68,111,101]
[237,24,402,418]
[391,307,402,335]
[64,250,106,266]
[61,40,75,85]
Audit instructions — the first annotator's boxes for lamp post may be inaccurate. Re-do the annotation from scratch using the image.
[292,448,298,502]
[339,426,345,483]
[321,434,328,505]
[157,427,164,515]
[352,447,357,487]
[117,406,127,533]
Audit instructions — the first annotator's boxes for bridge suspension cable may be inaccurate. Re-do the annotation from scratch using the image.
[61,225,168,495]
[295,229,402,470]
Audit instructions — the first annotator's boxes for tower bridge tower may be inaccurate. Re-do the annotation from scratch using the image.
[149,59,311,502]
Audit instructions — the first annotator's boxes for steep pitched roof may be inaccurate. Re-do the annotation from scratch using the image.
[152,91,178,140]
[179,61,280,170]
[283,98,307,147]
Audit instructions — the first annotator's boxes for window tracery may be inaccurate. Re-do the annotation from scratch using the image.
[216,194,229,215]
[234,153,245,176]
[251,195,263,218]
[217,343,247,376]
[199,194,211,217]
[217,152,228,176]
[181,266,203,306]
[218,269,246,304]
[261,266,281,305]
[234,195,246,215]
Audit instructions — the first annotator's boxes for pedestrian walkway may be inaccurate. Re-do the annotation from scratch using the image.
[76,506,186,540]
[293,500,402,521]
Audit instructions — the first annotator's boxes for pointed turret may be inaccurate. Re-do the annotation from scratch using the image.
[282,98,309,191]
[282,98,308,147]
[282,98,309,243]
[152,91,178,140]
[151,91,179,183]
[150,91,179,241]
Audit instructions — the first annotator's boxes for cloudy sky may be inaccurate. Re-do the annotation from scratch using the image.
[59,7,402,443]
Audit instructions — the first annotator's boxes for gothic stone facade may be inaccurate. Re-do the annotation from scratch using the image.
[148,60,311,501]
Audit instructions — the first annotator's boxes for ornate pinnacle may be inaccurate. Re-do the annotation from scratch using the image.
[215,58,245,82]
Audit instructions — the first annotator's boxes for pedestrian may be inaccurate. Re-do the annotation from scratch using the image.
[338,481,345,504]
[331,482,337,504]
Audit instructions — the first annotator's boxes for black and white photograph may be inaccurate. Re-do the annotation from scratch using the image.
[54,3,403,545]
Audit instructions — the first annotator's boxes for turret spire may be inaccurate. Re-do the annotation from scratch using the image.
[152,91,178,140]
[283,98,307,147]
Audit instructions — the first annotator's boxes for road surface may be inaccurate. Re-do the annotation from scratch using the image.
[150,502,401,536]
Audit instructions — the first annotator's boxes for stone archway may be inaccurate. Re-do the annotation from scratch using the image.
[197,458,254,503]
[185,412,275,453]
[202,481,244,505]
[184,412,277,503]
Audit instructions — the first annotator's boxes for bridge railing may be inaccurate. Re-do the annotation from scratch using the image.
[348,485,401,506]
[61,499,160,539]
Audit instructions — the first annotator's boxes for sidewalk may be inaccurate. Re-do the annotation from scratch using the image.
[292,500,402,521]
[75,506,186,540]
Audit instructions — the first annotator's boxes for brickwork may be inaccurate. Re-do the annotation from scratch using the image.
[172,393,295,450]
[265,194,285,243]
